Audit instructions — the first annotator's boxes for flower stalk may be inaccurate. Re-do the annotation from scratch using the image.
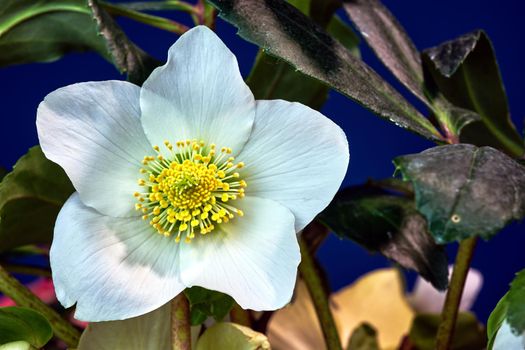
[435,237,478,350]
[298,235,342,350]
[101,2,190,34]
[0,264,80,347]
[171,293,192,350]
[230,302,252,327]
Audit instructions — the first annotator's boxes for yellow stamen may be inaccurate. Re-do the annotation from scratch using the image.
[135,140,246,243]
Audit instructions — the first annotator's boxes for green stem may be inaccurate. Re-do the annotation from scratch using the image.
[298,236,342,350]
[0,265,80,347]
[3,264,51,277]
[101,2,190,34]
[435,237,478,350]
[109,1,197,14]
[171,293,191,350]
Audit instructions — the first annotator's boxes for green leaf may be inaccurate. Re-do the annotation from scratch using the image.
[409,312,486,350]
[487,293,509,350]
[247,2,360,109]
[209,0,443,141]
[195,322,270,350]
[0,307,53,348]
[507,269,525,335]
[0,0,110,67]
[246,52,330,109]
[431,99,482,138]
[319,181,449,290]
[0,146,74,252]
[87,0,159,85]
[422,30,524,157]
[346,323,379,350]
[184,287,234,326]
[342,0,429,106]
[394,144,525,243]
[327,16,361,58]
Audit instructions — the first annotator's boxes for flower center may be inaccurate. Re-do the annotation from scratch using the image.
[134,140,247,243]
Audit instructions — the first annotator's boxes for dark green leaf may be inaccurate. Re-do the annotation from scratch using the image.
[326,16,360,57]
[87,0,159,85]
[431,99,481,137]
[319,181,449,290]
[346,323,379,350]
[184,287,234,326]
[409,312,486,350]
[209,0,443,141]
[0,307,53,347]
[308,0,341,28]
[0,0,110,68]
[246,52,330,109]
[0,146,74,252]
[507,269,525,335]
[487,293,509,350]
[342,0,429,105]
[423,31,524,157]
[394,144,525,243]
[247,2,359,109]
[0,167,6,182]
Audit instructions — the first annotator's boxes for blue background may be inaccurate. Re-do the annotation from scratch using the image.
[1,0,524,323]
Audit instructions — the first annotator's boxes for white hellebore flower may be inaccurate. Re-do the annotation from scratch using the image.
[36,26,349,321]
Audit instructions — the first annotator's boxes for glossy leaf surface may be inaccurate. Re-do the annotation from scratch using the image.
[394,144,525,243]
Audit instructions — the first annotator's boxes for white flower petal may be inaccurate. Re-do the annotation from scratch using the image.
[37,81,151,217]
[51,193,185,321]
[238,100,349,231]
[140,26,255,153]
[179,196,300,311]
[267,281,326,350]
[78,302,171,350]
[493,321,525,350]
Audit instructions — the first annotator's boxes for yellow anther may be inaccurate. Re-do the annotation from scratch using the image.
[136,140,247,241]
